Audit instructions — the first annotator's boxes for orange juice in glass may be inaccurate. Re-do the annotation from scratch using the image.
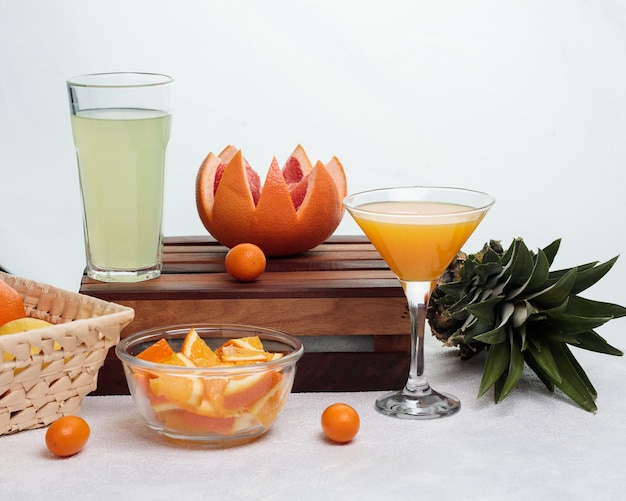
[351,201,485,281]
[344,188,494,419]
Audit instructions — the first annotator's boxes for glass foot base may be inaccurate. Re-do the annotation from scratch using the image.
[375,388,460,420]
[87,267,161,283]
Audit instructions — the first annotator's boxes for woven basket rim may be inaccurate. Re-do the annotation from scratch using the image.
[0,271,134,435]
[0,270,134,357]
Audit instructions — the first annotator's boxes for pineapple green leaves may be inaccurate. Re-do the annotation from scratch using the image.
[427,238,625,412]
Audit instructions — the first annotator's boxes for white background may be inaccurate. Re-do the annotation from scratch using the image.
[1,1,625,341]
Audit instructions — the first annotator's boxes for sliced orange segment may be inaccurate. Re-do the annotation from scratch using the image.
[217,345,270,362]
[150,374,204,408]
[180,328,221,367]
[203,378,228,412]
[230,336,264,351]
[151,395,180,414]
[180,396,223,418]
[136,330,289,429]
[217,335,264,351]
[216,336,274,363]
[250,374,287,427]
[223,371,276,410]
[148,354,202,407]
[136,338,175,363]
[156,409,237,436]
[160,352,195,367]
[132,371,154,398]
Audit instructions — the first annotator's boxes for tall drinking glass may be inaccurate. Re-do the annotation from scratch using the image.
[67,72,173,282]
[344,187,494,419]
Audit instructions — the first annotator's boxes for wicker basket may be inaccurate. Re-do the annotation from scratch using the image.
[0,271,134,435]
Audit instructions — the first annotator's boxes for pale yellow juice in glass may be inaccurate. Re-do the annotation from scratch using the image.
[71,108,171,271]
[351,201,484,281]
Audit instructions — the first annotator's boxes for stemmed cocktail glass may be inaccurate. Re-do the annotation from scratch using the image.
[344,187,494,419]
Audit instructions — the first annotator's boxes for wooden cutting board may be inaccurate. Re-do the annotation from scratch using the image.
[80,236,411,393]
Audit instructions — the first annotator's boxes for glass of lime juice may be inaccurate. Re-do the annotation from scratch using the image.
[67,72,173,282]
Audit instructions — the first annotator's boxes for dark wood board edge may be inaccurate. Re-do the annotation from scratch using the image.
[91,351,410,396]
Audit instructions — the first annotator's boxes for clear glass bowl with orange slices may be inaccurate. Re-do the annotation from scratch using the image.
[116,324,304,447]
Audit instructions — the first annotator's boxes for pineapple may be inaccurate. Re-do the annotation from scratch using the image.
[427,238,625,412]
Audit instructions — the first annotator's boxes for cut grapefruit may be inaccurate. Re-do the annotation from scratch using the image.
[196,145,347,256]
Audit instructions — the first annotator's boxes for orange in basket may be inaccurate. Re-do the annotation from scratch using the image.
[0,280,26,327]
[0,271,134,436]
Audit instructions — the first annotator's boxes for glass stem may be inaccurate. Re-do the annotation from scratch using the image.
[401,280,435,395]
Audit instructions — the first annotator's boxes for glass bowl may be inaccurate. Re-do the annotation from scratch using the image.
[116,323,304,447]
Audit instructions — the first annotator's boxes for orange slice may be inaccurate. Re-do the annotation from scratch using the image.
[156,409,237,436]
[180,328,221,367]
[216,335,274,363]
[132,371,155,398]
[149,353,203,407]
[223,371,276,410]
[250,373,287,427]
[217,345,270,363]
[159,352,195,367]
[224,336,264,351]
[136,338,175,363]
[150,374,204,408]
[203,378,228,413]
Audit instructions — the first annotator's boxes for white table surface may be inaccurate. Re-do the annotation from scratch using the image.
[1,334,625,501]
